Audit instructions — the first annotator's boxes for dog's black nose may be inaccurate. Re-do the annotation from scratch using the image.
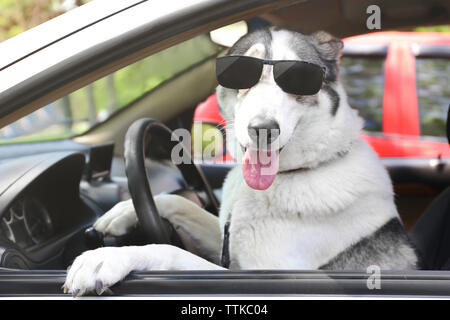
[248,118,280,147]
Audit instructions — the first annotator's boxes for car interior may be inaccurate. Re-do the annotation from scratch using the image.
[0,0,449,294]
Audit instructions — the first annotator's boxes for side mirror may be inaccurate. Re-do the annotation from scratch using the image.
[191,122,225,162]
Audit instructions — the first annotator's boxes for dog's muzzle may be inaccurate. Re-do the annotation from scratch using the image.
[241,118,281,191]
[247,118,280,148]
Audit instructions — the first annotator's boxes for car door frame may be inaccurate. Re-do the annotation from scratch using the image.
[1,268,450,297]
[1,0,450,298]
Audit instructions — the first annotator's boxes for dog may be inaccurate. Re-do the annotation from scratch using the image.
[64,27,418,296]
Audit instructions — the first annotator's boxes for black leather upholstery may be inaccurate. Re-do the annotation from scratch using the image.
[408,104,450,270]
[409,187,450,269]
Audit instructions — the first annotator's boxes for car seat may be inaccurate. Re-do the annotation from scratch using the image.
[409,105,450,270]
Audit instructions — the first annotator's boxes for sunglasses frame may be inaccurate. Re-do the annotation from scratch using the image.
[240,56,326,71]
[216,55,327,95]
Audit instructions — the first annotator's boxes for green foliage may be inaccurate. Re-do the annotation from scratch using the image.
[340,57,385,132]
[413,25,450,33]
[191,123,224,160]
[416,58,450,137]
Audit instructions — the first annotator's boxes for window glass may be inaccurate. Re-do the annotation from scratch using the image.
[340,57,385,132]
[0,34,220,144]
[191,122,225,161]
[415,57,450,137]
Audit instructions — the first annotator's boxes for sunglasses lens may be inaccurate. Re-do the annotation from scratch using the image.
[274,61,324,95]
[216,56,263,89]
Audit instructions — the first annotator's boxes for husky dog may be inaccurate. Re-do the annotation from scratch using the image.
[64,28,418,296]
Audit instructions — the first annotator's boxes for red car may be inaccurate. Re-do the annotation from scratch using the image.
[193,31,450,161]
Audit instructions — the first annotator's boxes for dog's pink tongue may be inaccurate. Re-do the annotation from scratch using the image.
[242,148,279,190]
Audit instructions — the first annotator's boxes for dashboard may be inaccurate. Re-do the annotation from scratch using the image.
[0,151,102,269]
[0,139,225,271]
[0,142,196,270]
[0,197,54,248]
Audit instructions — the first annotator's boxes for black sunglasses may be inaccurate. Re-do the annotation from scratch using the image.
[216,55,326,96]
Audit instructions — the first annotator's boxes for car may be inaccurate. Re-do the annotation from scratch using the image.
[0,0,450,298]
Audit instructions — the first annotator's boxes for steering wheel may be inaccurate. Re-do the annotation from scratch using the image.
[123,118,220,245]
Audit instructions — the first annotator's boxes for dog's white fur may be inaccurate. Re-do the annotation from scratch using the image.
[64,28,417,296]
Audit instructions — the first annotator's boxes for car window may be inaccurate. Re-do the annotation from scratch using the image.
[415,57,450,137]
[340,56,385,133]
[192,122,225,161]
[0,34,220,145]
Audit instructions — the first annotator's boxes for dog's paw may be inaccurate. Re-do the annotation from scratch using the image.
[93,199,137,236]
[93,195,197,236]
[154,193,196,219]
[63,247,137,297]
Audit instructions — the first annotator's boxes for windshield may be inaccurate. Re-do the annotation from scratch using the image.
[0,34,220,145]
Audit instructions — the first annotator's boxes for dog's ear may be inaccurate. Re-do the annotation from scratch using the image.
[309,31,343,61]
[310,31,343,82]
